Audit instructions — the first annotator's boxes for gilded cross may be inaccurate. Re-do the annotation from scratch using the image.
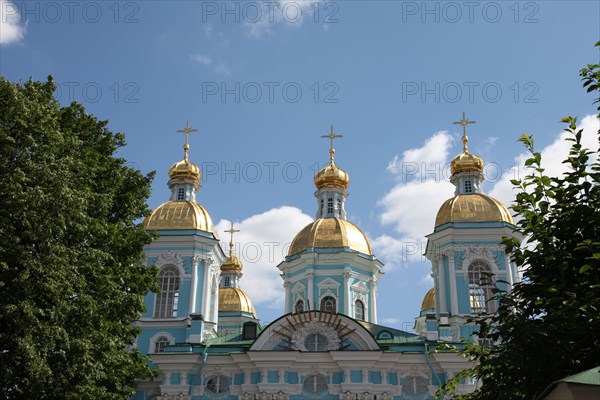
[176,120,199,161]
[224,222,240,257]
[320,125,343,164]
[453,112,476,152]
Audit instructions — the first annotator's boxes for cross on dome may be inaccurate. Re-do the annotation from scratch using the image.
[224,222,240,258]
[320,125,343,164]
[176,120,199,161]
[452,112,476,153]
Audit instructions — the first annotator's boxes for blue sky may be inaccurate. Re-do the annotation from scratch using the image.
[2,0,599,328]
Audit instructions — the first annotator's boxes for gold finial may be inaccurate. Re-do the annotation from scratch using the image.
[176,120,199,161]
[320,125,343,165]
[452,112,476,153]
[224,222,240,258]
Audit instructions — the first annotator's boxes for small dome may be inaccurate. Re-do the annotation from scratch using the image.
[314,163,350,190]
[168,159,201,181]
[288,218,372,256]
[221,254,243,272]
[144,201,216,234]
[435,194,513,227]
[450,152,483,175]
[421,288,436,312]
[219,287,256,316]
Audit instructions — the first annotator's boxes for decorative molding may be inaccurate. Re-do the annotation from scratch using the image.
[155,251,184,274]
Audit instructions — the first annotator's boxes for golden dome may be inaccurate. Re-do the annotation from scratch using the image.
[144,201,216,233]
[435,194,513,227]
[450,151,483,175]
[288,218,373,256]
[219,287,256,316]
[314,162,350,190]
[221,254,242,272]
[168,159,201,181]
[421,288,436,312]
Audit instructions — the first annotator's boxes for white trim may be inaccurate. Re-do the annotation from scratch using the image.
[148,331,175,354]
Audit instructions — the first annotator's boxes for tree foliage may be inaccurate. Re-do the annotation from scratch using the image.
[0,77,159,399]
[437,42,600,400]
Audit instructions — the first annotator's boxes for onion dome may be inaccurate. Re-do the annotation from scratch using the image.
[450,151,483,175]
[314,162,350,190]
[168,159,200,181]
[421,288,436,312]
[218,287,256,316]
[435,194,513,227]
[288,217,373,256]
[221,253,242,272]
[144,201,216,232]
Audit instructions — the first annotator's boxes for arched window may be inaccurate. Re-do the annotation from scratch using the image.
[155,266,180,318]
[177,187,185,201]
[337,198,342,218]
[153,336,171,353]
[224,276,231,287]
[320,296,336,313]
[327,197,333,214]
[355,299,365,320]
[295,299,304,313]
[206,375,230,394]
[464,180,473,193]
[468,261,494,314]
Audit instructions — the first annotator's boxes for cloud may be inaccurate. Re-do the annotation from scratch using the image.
[373,131,455,268]
[244,0,325,38]
[215,206,313,309]
[489,114,599,207]
[0,1,26,45]
[190,54,212,66]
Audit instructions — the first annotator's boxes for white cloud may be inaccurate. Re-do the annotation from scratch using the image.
[215,206,312,309]
[373,131,455,268]
[381,317,399,325]
[190,54,212,66]
[244,0,324,38]
[0,1,26,45]
[489,114,599,206]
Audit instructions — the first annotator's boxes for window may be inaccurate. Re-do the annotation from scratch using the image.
[295,299,304,313]
[402,376,429,396]
[206,375,230,394]
[468,261,494,314]
[337,198,342,218]
[224,276,230,287]
[154,266,180,318]
[320,296,336,313]
[304,333,329,352]
[327,197,333,214]
[153,336,171,353]
[464,180,473,193]
[303,374,328,394]
[320,199,324,215]
[355,299,365,320]
[177,187,185,201]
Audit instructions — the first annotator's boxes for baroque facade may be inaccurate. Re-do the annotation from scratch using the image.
[133,116,519,400]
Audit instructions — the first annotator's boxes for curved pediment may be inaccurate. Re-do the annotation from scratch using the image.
[250,310,380,351]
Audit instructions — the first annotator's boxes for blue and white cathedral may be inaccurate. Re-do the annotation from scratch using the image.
[133,116,520,400]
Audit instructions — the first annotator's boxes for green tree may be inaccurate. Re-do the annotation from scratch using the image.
[0,77,158,399]
[437,43,600,399]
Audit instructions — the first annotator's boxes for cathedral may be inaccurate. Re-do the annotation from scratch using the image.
[132,115,519,400]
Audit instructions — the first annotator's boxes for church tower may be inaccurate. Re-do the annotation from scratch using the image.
[137,121,225,354]
[217,223,259,335]
[422,113,520,341]
[278,127,383,323]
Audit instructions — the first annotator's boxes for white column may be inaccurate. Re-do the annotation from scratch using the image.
[438,256,448,313]
[448,253,458,316]
[307,272,314,309]
[505,254,514,287]
[201,259,210,318]
[370,277,377,323]
[189,255,200,314]
[343,271,350,315]
[284,281,291,313]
